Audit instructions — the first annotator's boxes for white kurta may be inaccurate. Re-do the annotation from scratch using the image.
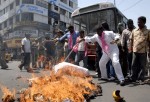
[85,31,124,81]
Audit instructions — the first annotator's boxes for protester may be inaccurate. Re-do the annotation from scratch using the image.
[129,16,150,84]
[0,36,8,69]
[18,33,33,73]
[75,30,87,68]
[55,30,65,62]
[57,25,79,63]
[117,23,128,77]
[85,26,125,86]
[43,35,56,66]
[36,37,45,68]
[121,19,135,76]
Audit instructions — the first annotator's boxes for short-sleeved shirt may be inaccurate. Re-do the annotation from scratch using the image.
[121,28,135,52]
[130,27,150,53]
[21,37,31,53]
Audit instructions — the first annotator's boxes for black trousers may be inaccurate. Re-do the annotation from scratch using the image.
[75,51,87,68]
[20,53,30,69]
[131,52,146,81]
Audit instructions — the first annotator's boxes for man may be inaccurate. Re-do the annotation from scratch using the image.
[117,23,128,77]
[130,16,150,83]
[0,36,8,69]
[43,35,56,66]
[18,33,33,73]
[101,22,116,81]
[55,30,65,62]
[85,26,125,86]
[121,19,135,76]
[57,25,79,63]
[75,30,87,68]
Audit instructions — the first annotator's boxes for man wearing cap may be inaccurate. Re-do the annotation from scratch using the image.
[57,25,79,63]
[18,33,33,73]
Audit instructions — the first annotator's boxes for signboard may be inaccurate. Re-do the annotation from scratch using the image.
[14,30,38,38]
[47,0,75,12]
[16,4,48,16]
[14,21,50,30]
[48,10,60,20]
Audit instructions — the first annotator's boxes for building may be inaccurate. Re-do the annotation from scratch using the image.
[0,0,78,49]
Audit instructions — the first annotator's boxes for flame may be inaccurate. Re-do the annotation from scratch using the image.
[19,67,101,102]
[24,74,98,101]
[0,85,16,102]
[1,62,102,102]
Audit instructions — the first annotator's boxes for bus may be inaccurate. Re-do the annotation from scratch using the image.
[71,2,128,69]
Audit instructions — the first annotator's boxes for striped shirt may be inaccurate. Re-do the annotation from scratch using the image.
[130,27,150,53]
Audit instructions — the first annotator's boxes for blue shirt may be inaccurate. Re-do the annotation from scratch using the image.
[59,31,79,49]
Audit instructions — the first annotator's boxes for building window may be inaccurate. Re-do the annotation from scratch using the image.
[36,0,48,9]
[0,10,3,17]
[54,5,58,11]
[69,12,71,18]
[21,13,33,21]
[60,8,66,15]
[16,14,20,22]
[16,0,20,6]
[60,0,67,4]
[4,20,7,28]
[3,9,5,14]
[5,6,9,13]
[59,21,66,31]
[0,24,2,30]
[69,1,73,8]
[9,17,13,25]
[48,17,52,25]
[10,3,14,10]
[48,3,52,10]
[22,0,34,4]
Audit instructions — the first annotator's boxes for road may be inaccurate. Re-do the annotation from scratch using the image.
[0,61,150,102]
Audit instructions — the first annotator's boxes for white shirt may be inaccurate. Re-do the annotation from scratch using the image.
[85,31,120,54]
[22,37,31,53]
[78,40,85,51]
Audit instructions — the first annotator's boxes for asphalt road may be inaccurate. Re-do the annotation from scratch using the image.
[0,61,150,102]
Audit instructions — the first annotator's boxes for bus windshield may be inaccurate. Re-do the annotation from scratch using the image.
[72,2,128,36]
[73,9,115,35]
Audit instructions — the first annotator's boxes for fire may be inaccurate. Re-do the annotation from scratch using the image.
[24,71,101,102]
[0,85,15,102]
[1,62,102,102]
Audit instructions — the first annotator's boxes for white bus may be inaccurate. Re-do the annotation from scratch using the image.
[71,2,128,69]
[71,2,128,35]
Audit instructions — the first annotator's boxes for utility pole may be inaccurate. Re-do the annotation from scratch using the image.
[114,0,116,6]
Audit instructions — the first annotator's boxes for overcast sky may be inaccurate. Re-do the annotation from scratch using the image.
[78,0,150,28]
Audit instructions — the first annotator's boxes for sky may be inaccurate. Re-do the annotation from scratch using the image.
[78,0,150,28]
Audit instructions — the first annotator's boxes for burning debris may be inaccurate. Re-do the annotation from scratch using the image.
[1,62,102,102]
[0,85,15,102]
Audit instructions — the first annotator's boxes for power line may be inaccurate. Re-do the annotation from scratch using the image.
[117,0,125,6]
[122,0,144,12]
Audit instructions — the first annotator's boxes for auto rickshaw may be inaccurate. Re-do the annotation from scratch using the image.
[5,53,11,63]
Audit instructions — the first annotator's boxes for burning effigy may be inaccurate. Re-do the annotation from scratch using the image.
[1,62,102,102]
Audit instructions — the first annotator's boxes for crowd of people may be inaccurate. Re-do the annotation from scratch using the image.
[1,16,149,86]
[86,16,150,86]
